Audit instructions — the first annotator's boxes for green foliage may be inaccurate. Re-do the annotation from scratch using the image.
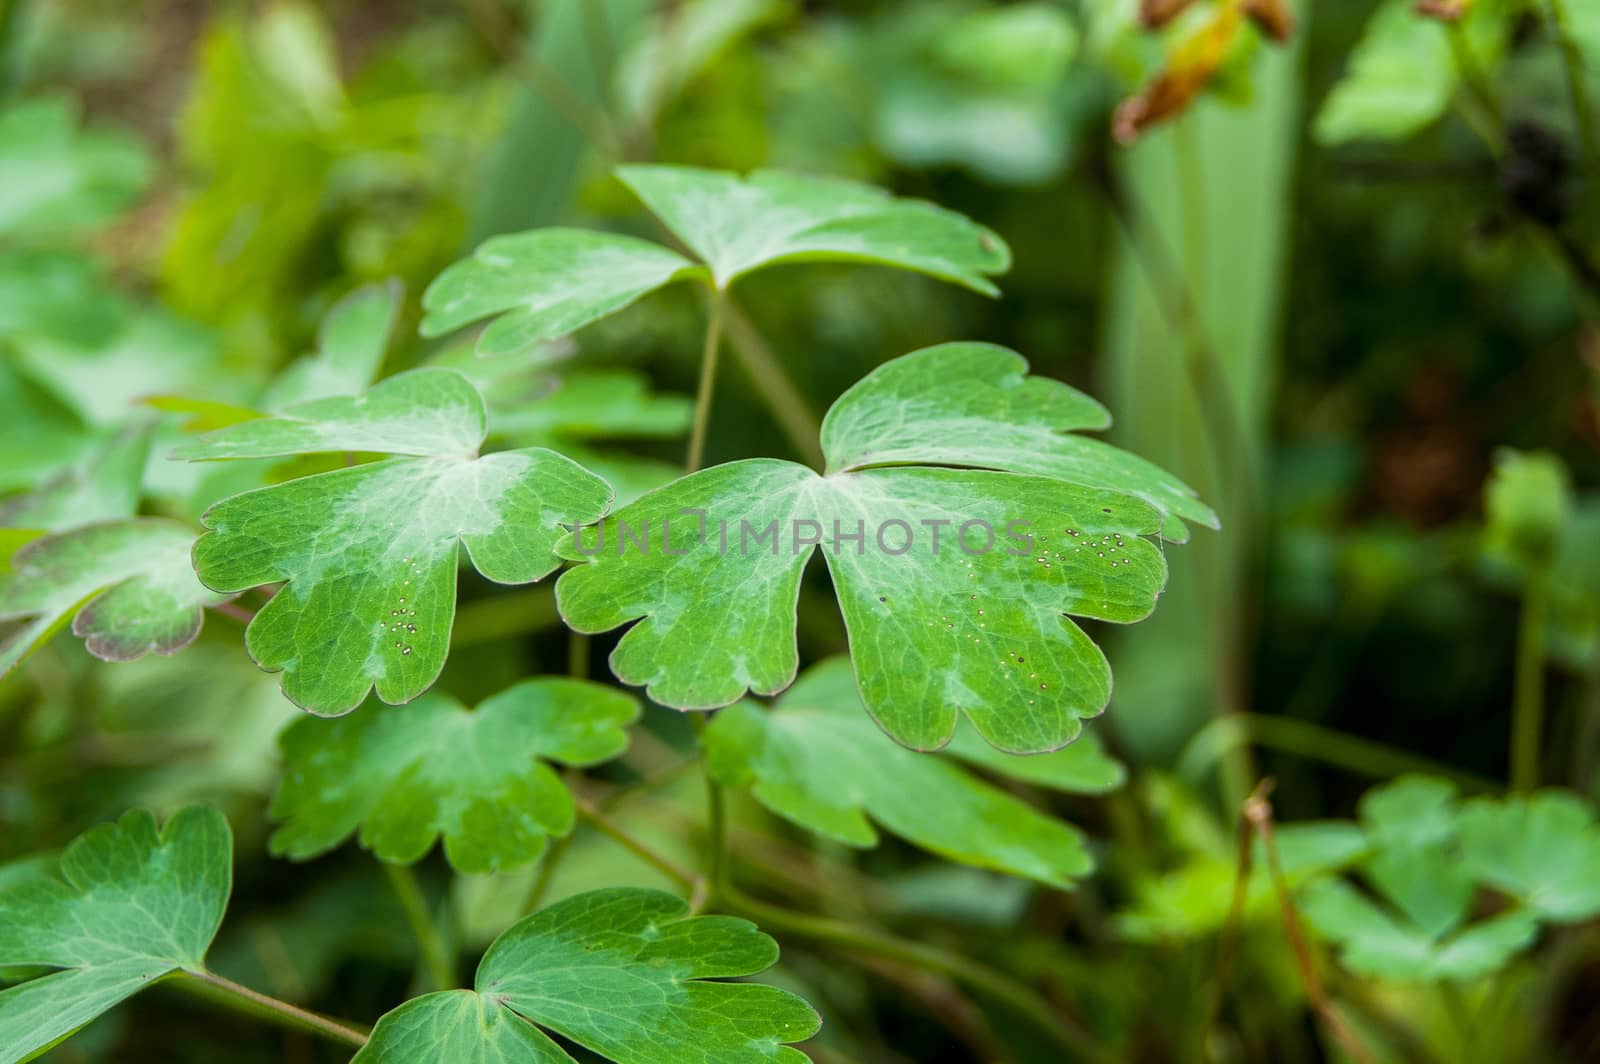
[178,369,612,714]
[1300,777,1600,982]
[1314,0,1511,146]
[270,679,638,874]
[705,657,1119,885]
[354,888,819,1064]
[559,342,1206,753]
[0,95,149,240]
[423,162,1010,356]
[0,808,231,1064]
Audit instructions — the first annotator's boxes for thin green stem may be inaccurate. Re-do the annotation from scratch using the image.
[383,862,455,990]
[686,289,727,473]
[1512,569,1550,791]
[1177,713,1501,794]
[0,0,25,99]
[575,798,697,888]
[688,713,729,909]
[169,969,368,1049]
[715,883,1110,1062]
[1447,23,1506,156]
[567,631,590,680]
[522,833,572,915]
[722,298,825,469]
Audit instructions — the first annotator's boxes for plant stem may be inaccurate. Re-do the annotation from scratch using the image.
[575,798,697,888]
[722,299,825,469]
[1176,712,1501,793]
[522,833,572,915]
[170,969,368,1049]
[382,863,455,990]
[1512,569,1550,791]
[686,288,727,473]
[716,883,1110,1062]
[567,631,590,679]
[1242,783,1375,1064]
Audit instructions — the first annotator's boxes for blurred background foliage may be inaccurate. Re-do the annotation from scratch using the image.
[3,0,1600,1061]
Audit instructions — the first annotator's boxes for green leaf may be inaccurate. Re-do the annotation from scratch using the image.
[704,657,1098,885]
[1458,791,1600,922]
[354,888,819,1064]
[617,164,1010,293]
[1313,0,1509,146]
[178,368,612,714]
[262,280,402,410]
[819,341,1216,541]
[269,679,639,874]
[1300,877,1537,982]
[0,95,151,238]
[1300,776,1541,981]
[421,164,1011,356]
[0,519,229,680]
[420,230,700,357]
[1313,1,1453,145]
[0,807,232,1064]
[558,343,1206,753]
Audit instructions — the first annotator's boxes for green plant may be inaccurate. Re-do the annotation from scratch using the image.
[0,159,1214,1062]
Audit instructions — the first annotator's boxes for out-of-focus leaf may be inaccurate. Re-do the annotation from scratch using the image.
[0,808,232,1064]
[0,95,150,238]
[269,679,638,874]
[1312,0,1509,145]
[14,307,227,427]
[616,0,785,127]
[178,369,612,714]
[1458,791,1600,921]
[704,656,1097,885]
[0,519,229,680]
[353,888,819,1064]
[0,250,125,350]
[1301,776,1549,981]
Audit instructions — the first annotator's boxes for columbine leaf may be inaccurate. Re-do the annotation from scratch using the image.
[354,888,819,1064]
[819,341,1216,542]
[421,230,700,357]
[0,807,231,1064]
[262,279,402,410]
[1300,877,1537,982]
[617,164,1010,293]
[269,679,639,874]
[0,519,229,680]
[420,165,1010,356]
[704,657,1096,885]
[1458,791,1600,921]
[176,368,612,714]
[558,343,1208,753]
[1300,776,1540,981]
